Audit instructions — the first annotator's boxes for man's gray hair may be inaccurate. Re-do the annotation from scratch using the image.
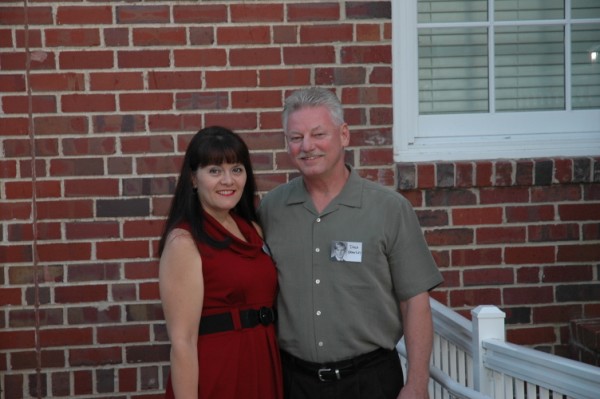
[282,87,345,132]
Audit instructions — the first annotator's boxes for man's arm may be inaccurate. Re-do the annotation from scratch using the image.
[398,292,433,399]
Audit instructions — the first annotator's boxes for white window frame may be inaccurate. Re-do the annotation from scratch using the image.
[392,1,600,162]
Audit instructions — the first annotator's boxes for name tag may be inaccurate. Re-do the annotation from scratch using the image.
[330,241,362,263]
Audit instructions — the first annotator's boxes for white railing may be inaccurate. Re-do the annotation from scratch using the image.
[396,298,600,399]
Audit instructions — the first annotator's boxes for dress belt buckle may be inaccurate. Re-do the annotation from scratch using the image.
[258,306,275,326]
[317,367,341,382]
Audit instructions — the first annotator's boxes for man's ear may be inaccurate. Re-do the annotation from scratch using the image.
[340,123,350,147]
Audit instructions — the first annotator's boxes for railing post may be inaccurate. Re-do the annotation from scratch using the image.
[471,305,506,396]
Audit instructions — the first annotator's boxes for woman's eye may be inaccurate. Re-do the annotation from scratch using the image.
[233,166,244,174]
[209,168,221,175]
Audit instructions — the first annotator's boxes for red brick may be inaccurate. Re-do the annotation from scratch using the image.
[63,137,116,156]
[50,158,104,177]
[342,87,392,105]
[98,325,150,344]
[505,246,556,264]
[104,27,129,46]
[260,69,311,87]
[505,286,554,305]
[205,70,257,89]
[416,164,435,188]
[64,179,119,198]
[38,243,92,262]
[0,74,25,92]
[0,202,32,221]
[90,72,144,91]
[559,203,600,221]
[0,117,29,135]
[274,25,297,44]
[341,45,391,63]
[62,94,115,112]
[230,47,281,67]
[424,228,473,246]
[118,50,170,68]
[0,330,35,350]
[5,181,61,200]
[56,6,112,24]
[507,326,556,345]
[369,66,392,84]
[554,158,573,183]
[59,50,113,69]
[463,267,514,286]
[359,148,392,166]
[287,3,340,21]
[66,222,120,240]
[475,161,493,187]
[40,327,93,347]
[93,114,146,133]
[370,107,392,125]
[119,368,137,392]
[480,187,529,204]
[543,265,593,283]
[15,28,42,48]
[232,90,281,109]
[316,67,366,86]
[449,288,502,308]
[67,305,121,325]
[1,51,56,70]
[557,244,600,262]
[0,28,13,47]
[133,27,186,46]
[453,207,503,225]
[283,46,336,64]
[0,287,22,305]
[531,185,582,202]
[583,223,600,240]
[2,95,56,114]
[174,49,227,67]
[123,220,164,239]
[73,369,93,395]
[506,205,555,222]
[301,24,353,43]
[69,347,122,366]
[452,248,502,266]
[45,28,101,47]
[528,224,580,242]
[148,114,201,133]
[206,112,259,131]
[231,4,283,21]
[36,199,94,220]
[476,226,526,244]
[148,71,202,90]
[116,5,169,24]
[516,267,541,284]
[29,72,85,92]
[356,23,381,41]
[0,6,53,25]
[173,4,227,23]
[175,92,229,111]
[217,26,270,45]
[119,93,173,111]
[125,261,159,280]
[97,240,150,260]
[140,281,160,300]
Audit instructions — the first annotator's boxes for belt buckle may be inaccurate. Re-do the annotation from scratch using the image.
[258,307,275,326]
[317,367,341,382]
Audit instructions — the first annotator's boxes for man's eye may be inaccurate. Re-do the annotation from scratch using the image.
[288,136,302,143]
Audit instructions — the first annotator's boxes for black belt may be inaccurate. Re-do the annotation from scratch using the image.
[281,348,393,382]
[199,307,277,335]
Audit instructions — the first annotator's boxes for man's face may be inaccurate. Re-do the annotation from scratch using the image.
[284,105,349,179]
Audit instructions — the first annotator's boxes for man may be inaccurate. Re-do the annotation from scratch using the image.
[258,87,443,399]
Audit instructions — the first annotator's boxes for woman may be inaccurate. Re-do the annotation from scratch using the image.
[158,126,283,399]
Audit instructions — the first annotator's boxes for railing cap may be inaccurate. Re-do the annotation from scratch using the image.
[471,305,506,319]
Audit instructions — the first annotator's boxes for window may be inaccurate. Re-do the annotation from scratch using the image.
[392,0,600,162]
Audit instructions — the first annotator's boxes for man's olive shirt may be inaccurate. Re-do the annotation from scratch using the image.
[258,167,443,363]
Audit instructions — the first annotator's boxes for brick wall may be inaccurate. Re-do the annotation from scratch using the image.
[0,1,598,398]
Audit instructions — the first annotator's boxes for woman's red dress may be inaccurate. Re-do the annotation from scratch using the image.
[164,212,283,399]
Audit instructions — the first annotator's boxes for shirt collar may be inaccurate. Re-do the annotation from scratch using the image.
[286,164,363,209]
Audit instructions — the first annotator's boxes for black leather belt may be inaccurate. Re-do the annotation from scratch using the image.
[199,307,277,335]
[281,348,393,382]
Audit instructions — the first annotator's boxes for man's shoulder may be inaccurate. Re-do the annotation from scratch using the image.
[359,177,411,208]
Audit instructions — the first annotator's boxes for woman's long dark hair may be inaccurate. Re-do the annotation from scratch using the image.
[158,126,258,256]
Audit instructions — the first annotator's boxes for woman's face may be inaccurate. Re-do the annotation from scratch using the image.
[192,162,247,218]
